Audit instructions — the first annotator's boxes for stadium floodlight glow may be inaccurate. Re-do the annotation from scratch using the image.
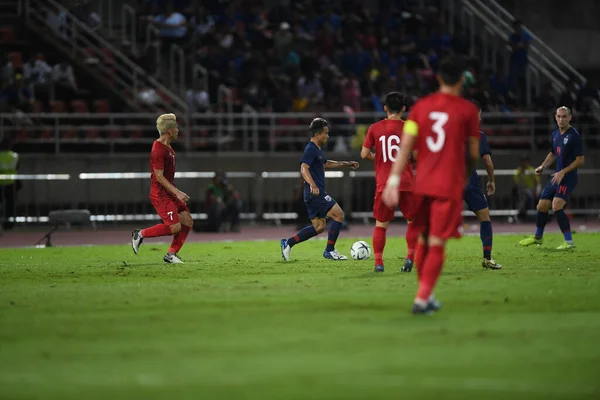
[0,174,71,180]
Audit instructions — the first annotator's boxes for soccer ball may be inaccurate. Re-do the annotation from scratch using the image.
[350,241,371,260]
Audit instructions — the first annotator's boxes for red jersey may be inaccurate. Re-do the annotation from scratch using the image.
[363,118,414,192]
[149,140,176,199]
[404,92,480,201]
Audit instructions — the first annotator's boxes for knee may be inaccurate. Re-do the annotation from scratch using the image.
[477,209,490,222]
[332,209,345,222]
[536,202,549,213]
[552,202,565,213]
[314,222,326,234]
[185,218,194,228]
[170,222,182,234]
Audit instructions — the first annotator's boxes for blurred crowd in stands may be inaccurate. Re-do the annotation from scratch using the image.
[2,0,598,116]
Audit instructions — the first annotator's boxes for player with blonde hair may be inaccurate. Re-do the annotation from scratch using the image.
[131,113,193,263]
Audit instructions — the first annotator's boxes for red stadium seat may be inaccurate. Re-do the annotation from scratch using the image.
[93,99,110,113]
[101,48,115,65]
[85,128,100,139]
[49,101,66,113]
[40,129,53,139]
[107,129,121,139]
[70,100,89,113]
[32,100,43,113]
[0,27,14,43]
[8,51,22,69]
[61,129,77,139]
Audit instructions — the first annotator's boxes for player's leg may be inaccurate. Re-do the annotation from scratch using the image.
[323,203,347,260]
[372,190,394,272]
[553,185,576,250]
[412,197,462,315]
[165,204,193,263]
[280,203,324,262]
[131,198,179,255]
[372,220,390,272]
[519,181,554,246]
[473,207,500,269]
[399,192,419,273]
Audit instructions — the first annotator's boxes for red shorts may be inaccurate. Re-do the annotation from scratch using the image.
[151,196,189,226]
[411,196,463,240]
[373,190,419,222]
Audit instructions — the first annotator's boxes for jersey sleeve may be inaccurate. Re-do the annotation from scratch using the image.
[150,148,164,171]
[300,146,317,165]
[466,106,480,139]
[574,134,584,156]
[403,103,420,137]
[479,132,491,157]
[363,125,374,149]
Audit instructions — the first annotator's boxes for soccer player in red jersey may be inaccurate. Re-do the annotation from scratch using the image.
[382,56,481,314]
[361,92,419,273]
[131,113,193,264]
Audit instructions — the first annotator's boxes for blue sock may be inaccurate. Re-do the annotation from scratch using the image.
[325,220,343,252]
[287,226,318,247]
[480,221,493,259]
[554,209,573,243]
[535,212,549,238]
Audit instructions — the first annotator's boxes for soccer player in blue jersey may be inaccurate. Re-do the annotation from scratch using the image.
[464,101,502,269]
[280,118,359,261]
[519,106,584,249]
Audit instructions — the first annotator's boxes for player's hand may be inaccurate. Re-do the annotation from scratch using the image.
[347,161,359,170]
[535,165,544,175]
[551,170,565,185]
[486,181,496,196]
[310,185,320,196]
[382,184,399,208]
[176,190,190,203]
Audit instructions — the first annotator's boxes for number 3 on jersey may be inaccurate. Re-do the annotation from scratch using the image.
[427,111,448,153]
[378,135,400,163]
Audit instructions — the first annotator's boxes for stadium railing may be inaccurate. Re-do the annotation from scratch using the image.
[441,0,586,104]
[2,112,590,152]
[20,0,188,117]
[1,170,599,229]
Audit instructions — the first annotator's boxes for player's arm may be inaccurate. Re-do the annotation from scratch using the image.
[300,162,321,196]
[325,160,359,169]
[482,154,496,195]
[153,169,189,201]
[561,155,585,174]
[360,146,375,160]
[536,152,556,175]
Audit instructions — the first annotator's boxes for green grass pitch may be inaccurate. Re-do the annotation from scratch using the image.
[1,233,599,399]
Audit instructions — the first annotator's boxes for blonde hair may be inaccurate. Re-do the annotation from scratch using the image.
[556,106,571,116]
[156,113,177,136]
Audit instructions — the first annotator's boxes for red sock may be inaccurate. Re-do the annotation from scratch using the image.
[405,222,418,261]
[416,245,445,302]
[415,240,428,281]
[373,226,387,266]
[169,225,191,254]
[141,224,172,238]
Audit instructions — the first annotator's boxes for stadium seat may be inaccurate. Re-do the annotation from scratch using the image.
[0,27,14,43]
[8,51,22,69]
[107,129,121,139]
[61,129,77,139]
[85,128,100,139]
[70,100,89,113]
[101,48,115,65]
[32,100,43,113]
[93,99,110,113]
[40,129,53,139]
[49,100,66,113]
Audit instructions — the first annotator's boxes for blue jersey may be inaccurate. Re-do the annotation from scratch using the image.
[300,141,327,199]
[467,131,491,188]
[551,127,583,185]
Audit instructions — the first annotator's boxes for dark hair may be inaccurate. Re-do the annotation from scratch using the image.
[309,117,328,135]
[470,99,481,111]
[384,92,406,113]
[439,55,466,85]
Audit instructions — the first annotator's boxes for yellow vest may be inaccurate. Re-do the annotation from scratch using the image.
[0,151,18,186]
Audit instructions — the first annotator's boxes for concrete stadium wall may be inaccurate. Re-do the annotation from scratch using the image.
[17,151,600,208]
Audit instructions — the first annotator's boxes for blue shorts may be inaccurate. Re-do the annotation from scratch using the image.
[540,180,576,202]
[305,194,337,219]
[464,185,488,212]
